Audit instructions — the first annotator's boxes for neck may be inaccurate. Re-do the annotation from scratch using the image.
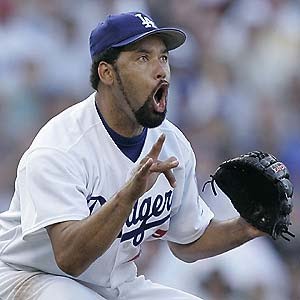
[95,91,144,137]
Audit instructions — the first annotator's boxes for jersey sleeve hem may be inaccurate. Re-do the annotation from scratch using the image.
[167,205,214,245]
[22,214,87,241]
[182,209,214,244]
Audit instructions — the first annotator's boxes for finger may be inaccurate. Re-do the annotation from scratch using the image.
[149,157,179,173]
[139,155,151,166]
[163,169,177,188]
[147,133,166,160]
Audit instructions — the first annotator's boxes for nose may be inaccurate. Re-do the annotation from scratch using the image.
[153,60,167,80]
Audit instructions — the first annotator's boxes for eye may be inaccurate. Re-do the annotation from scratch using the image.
[137,55,148,62]
[161,55,168,63]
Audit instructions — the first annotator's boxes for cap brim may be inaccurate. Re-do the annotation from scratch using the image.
[112,28,186,51]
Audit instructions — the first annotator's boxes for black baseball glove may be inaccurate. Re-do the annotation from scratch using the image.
[203,151,295,241]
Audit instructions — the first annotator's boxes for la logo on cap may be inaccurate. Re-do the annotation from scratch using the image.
[135,13,157,28]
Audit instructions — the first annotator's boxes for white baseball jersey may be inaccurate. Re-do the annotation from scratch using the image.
[0,93,214,290]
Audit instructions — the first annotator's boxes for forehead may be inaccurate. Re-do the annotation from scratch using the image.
[122,35,168,53]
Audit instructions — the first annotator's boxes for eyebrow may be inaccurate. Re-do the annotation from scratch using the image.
[134,47,168,54]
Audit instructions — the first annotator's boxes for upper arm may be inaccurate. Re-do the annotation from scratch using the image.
[167,219,215,263]
[46,220,83,275]
[20,149,89,240]
[46,221,77,250]
[46,221,77,255]
[167,240,197,263]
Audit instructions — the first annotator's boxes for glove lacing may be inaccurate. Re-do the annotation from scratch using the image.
[272,220,295,241]
[202,175,217,196]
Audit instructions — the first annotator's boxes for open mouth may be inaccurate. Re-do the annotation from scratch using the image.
[153,82,169,113]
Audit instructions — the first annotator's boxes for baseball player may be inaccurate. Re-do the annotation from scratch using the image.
[0,12,263,300]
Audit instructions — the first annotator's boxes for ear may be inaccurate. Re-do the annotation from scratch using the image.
[98,62,114,85]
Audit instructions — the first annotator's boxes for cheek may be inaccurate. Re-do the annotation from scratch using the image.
[123,75,151,99]
[115,64,153,104]
[166,67,171,80]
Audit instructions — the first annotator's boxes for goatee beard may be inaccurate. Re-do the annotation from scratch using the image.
[135,96,166,128]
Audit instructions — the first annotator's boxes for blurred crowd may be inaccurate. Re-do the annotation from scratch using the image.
[0,0,300,299]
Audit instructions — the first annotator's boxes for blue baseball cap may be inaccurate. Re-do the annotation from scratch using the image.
[89,12,186,59]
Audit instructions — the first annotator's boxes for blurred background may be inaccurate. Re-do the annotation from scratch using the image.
[0,0,300,299]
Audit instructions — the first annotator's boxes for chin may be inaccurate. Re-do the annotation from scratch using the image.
[135,98,167,128]
[136,111,166,128]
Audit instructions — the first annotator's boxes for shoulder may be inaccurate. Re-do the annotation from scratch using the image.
[16,93,103,171]
[31,93,101,151]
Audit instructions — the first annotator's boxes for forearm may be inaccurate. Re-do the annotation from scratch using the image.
[47,188,136,276]
[168,218,263,263]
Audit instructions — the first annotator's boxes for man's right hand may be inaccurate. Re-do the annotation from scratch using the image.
[122,133,179,202]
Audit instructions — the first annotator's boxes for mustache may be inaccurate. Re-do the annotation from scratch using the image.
[150,80,169,97]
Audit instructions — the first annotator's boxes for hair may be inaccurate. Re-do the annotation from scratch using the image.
[89,41,145,91]
[89,47,123,91]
